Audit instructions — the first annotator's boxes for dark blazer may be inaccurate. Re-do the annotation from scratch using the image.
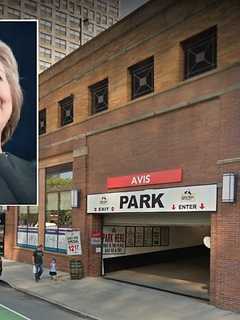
[0,153,36,205]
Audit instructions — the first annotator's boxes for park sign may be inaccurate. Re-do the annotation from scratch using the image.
[87,184,217,213]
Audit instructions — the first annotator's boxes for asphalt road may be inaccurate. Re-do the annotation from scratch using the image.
[0,280,84,320]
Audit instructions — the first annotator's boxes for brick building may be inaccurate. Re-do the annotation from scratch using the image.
[4,0,240,312]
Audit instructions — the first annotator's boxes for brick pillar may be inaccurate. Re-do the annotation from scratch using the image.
[38,167,46,246]
[4,206,17,260]
[210,164,240,311]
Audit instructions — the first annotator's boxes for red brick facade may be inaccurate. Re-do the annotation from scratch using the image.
[4,0,240,312]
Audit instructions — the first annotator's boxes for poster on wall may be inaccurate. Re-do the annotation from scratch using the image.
[27,227,38,247]
[135,226,144,247]
[144,227,153,247]
[103,226,125,255]
[161,227,170,246]
[126,226,135,247]
[152,227,161,246]
[66,231,82,255]
[45,229,58,250]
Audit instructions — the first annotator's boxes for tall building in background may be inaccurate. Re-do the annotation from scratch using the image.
[0,0,119,72]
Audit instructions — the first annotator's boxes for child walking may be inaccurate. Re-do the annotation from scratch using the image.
[49,257,57,280]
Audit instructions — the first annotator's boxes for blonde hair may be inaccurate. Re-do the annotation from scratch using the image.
[0,40,23,145]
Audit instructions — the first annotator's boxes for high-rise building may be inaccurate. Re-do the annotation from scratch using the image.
[0,0,119,72]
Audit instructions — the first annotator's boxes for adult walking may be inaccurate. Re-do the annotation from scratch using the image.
[32,244,44,282]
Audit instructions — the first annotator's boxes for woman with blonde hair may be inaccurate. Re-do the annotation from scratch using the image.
[0,40,36,204]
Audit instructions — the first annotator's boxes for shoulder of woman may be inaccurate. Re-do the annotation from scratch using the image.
[7,153,36,173]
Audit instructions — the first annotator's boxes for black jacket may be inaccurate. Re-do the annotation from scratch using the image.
[0,153,36,205]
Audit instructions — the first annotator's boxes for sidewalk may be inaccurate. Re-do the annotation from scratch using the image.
[1,259,240,320]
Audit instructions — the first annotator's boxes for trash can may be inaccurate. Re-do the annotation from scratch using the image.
[69,260,84,280]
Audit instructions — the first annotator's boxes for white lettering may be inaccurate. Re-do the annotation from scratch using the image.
[131,175,151,185]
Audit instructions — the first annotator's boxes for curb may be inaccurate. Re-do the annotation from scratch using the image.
[2,280,102,320]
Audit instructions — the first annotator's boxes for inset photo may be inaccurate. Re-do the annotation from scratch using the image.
[0,20,38,205]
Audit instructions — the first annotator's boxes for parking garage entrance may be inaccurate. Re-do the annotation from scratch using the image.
[87,184,216,299]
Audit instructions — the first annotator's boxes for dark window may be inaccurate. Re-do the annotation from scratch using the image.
[39,108,46,135]
[59,95,74,126]
[182,26,217,79]
[90,79,108,114]
[129,56,154,100]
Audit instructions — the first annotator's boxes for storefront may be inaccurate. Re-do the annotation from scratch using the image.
[87,173,217,299]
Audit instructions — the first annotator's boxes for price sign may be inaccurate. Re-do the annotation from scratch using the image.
[66,231,82,255]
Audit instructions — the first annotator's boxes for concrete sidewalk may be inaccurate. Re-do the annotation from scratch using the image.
[1,259,240,320]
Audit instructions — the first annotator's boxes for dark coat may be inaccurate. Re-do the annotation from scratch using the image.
[0,153,36,205]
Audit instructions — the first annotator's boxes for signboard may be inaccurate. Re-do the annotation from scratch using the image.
[66,231,82,255]
[87,184,217,213]
[107,168,182,189]
[103,226,125,255]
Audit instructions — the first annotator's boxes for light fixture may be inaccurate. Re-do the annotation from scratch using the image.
[71,189,80,208]
[222,173,236,203]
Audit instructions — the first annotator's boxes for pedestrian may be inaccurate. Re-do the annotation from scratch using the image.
[49,257,57,280]
[0,256,2,276]
[32,244,44,282]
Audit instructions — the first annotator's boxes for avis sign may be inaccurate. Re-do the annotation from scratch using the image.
[66,231,82,255]
[87,184,217,213]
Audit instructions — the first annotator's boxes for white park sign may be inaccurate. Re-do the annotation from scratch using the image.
[87,184,217,213]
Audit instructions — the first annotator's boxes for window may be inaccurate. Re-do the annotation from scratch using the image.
[109,4,118,17]
[83,7,88,18]
[40,19,52,32]
[96,12,101,24]
[55,51,66,62]
[96,25,105,34]
[68,42,79,52]
[129,56,154,100]
[109,17,113,26]
[45,164,73,253]
[40,46,51,58]
[24,0,37,12]
[69,15,80,28]
[39,108,46,134]
[39,60,51,71]
[22,13,36,19]
[76,5,81,15]
[0,4,3,16]
[17,206,39,249]
[96,0,107,13]
[55,0,60,8]
[40,32,52,45]
[69,29,80,41]
[87,23,94,33]
[90,79,108,114]
[102,15,107,25]
[55,37,66,49]
[69,1,74,13]
[59,95,74,126]
[55,24,66,36]
[7,7,21,18]
[8,0,20,6]
[89,10,94,20]
[40,5,52,17]
[83,0,94,8]
[55,10,66,24]
[182,26,217,79]
[61,0,67,9]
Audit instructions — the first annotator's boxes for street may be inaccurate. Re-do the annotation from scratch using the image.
[0,281,84,320]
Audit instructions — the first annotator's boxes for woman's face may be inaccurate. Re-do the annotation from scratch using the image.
[0,61,12,135]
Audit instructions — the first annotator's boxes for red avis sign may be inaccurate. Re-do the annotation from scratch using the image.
[107,168,182,189]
